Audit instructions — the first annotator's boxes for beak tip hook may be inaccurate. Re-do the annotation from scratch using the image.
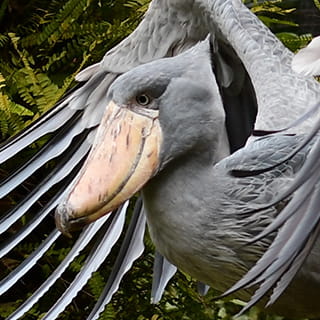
[55,203,74,238]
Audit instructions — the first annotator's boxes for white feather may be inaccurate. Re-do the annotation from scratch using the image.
[292,36,320,77]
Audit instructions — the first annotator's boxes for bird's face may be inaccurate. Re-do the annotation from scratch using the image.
[55,40,226,236]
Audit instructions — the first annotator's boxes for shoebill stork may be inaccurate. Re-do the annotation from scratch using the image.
[1,0,320,319]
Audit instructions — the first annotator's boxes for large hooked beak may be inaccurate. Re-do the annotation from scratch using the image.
[55,101,162,236]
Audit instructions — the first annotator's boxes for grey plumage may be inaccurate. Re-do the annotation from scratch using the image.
[119,42,318,317]
[223,117,320,314]
[1,1,320,319]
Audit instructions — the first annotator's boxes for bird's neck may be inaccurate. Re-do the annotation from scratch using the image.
[142,155,250,291]
[142,117,230,249]
[142,132,236,273]
[143,155,215,248]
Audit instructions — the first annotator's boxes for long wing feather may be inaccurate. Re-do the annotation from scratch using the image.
[5,214,112,320]
[0,186,66,258]
[0,133,91,234]
[0,229,61,296]
[220,120,320,311]
[86,198,146,320]
[200,0,320,132]
[0,112,87,196]
[0,101,76,162]
[0,2,217,317]
[151,251,177,304]
[42,203,128,320]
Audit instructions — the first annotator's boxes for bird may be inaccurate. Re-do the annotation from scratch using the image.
[55,38,320,319]
[1,0,320,319]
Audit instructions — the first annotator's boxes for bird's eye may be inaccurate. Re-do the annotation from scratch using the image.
[136,94,151,106]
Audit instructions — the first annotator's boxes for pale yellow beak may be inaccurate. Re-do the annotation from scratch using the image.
[55,101,162,236]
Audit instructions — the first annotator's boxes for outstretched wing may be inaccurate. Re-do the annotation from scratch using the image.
[201,0,320,133]
[0,1,210,318]
[202,2,320,309]
[219,111,320,314]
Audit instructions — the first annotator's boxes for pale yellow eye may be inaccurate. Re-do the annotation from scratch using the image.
[136,94,151,106]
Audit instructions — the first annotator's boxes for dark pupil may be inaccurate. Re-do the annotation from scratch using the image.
[137,94,149,105]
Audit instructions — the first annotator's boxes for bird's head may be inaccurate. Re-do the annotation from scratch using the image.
[55,39,227,236]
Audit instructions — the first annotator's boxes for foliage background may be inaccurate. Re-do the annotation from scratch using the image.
[0,0,319,319]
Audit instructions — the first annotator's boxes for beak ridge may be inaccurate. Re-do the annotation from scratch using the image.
[55,101,162,234]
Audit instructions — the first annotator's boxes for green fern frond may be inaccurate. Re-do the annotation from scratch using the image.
[0,72,34,137]
[247,0,299,30]
[38,0,91,46]
[14,67,62,113]
[16,241,40,257]
[0,300,24,318]
[0,33,8,47]
[8,33,76,113]
[125,0,150,12]
[259,15,297,27]
[87,272,106,299]
[99,304,117,320]
[69,254,86,272]
[276,32,313,52]
[251,1,296,16]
